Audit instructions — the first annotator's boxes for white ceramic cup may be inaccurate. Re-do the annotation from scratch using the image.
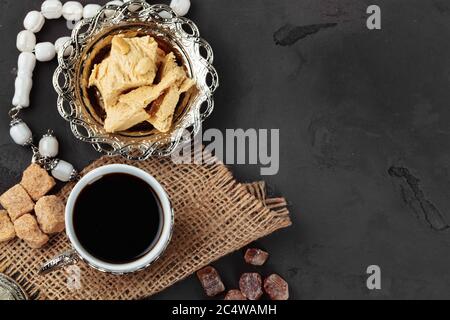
[40,164,173,275]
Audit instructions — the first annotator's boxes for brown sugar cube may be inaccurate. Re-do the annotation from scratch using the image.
[264,274,289,300]
[244,248,269,266]
[239,273,263,300]
[224,290,247,301]
[35,195,65,234]
[20,164,56,201]
[197,266,225,297]
[0,184,34,221]
[14,214,49,249]
[0,210,16,243]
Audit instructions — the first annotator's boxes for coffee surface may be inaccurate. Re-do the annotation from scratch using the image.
[73,173,162,264]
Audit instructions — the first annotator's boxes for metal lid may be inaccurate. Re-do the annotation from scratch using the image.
[0,274,28,300]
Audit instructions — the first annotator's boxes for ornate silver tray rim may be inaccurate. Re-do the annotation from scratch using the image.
[0,274,28,300]
[54,0,219,160]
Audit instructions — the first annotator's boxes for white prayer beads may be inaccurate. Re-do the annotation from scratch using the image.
[83,4,102,19]
[39,134,59,158]
[10,1,193,182]
[41,0,63,19]
[17,53,36,78]
[51,160,75,182]
[12,76,33,107]
[16,30,36,53]
[62,1,83,21]
[35,42,56,62]
[23,11,45,33]
[10,121,33,146]
[13,53,35,107]
[54,36,72,56]
[170,0,191,17]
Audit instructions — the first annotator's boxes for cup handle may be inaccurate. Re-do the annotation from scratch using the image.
[39,249,79,275]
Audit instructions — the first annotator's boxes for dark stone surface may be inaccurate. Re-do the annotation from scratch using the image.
[1,0,450,299]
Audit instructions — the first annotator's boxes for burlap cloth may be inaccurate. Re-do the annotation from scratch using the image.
[0,153,291,300]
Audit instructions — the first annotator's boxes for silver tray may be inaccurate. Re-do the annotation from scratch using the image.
[0,274,28,300]
[53,0,218,160]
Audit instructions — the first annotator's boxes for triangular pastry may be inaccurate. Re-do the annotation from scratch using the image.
[88,35,196,133]
[146,53,195,132]
[88,36,159,109]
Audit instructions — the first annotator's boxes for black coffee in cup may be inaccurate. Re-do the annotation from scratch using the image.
[72,173,162,264]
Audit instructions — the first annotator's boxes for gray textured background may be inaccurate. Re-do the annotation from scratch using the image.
[1,0,450,300]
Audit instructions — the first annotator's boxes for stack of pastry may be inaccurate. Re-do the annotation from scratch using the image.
[88,35,195,133]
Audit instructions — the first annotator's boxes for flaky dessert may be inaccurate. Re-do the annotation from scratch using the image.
[87,34,195,133]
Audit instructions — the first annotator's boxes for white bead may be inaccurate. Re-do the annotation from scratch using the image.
[16,30,36,52]
[35,42,56,62]
[170,0,191,16]
[105,1,123,18]
[17,52,36,78]
[41,0,63,19]
[12,76,33,107]
[52,160,74,182]
[10,122,32,146]
[55,36,72,57]
[123,0,141,12]
[39,135,59,158]
[159,11,172,19]
[54,36,70,53]
[23,11,45,33]
[83,4,101,19]
[62,1,83,21]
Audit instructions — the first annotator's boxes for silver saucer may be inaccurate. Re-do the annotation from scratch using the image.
[0,274,28,300]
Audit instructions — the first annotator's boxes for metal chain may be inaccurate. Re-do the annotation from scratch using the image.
[9,105,80,181]
[8,106,22,119]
